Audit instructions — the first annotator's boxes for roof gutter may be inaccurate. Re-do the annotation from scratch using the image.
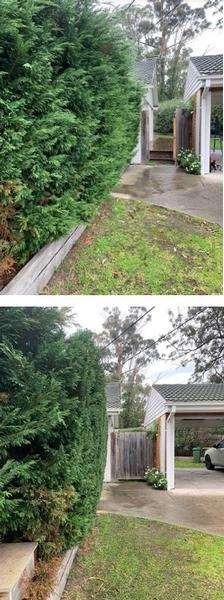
[166,405,176,423]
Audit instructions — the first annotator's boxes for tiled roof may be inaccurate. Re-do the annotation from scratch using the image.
[154,384,224,403]
[191,55,223,76]
[106,382,121,412]
[134,58,157,85]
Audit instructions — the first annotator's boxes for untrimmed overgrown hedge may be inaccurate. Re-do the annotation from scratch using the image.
[0,0,142,273]
[0,308,107,558]
[155,98,191,134]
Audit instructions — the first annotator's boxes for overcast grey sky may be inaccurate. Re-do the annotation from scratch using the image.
[102,0,223,55]
[1,296,220,384]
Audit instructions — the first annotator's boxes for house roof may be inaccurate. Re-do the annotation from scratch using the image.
[134,58,157,85]
[106,382,121,413]
[154,384,224,403]
[191,55,223,76]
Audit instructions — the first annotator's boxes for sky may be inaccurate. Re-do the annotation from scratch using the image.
[65,297,194,385]
[102,0,223,55]
[2,296,219,384]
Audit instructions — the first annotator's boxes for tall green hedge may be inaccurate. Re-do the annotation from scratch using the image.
[155,98,191,134]
[0,0,142,266]
[0,308,107,558]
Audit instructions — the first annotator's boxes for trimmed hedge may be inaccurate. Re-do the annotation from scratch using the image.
[0,308,107,558]
[0,0,142,270]
[155,98,191,134]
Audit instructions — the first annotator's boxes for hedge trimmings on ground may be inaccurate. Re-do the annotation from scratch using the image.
[0,0,142,283]
[0,307,107,559]
[144,467,168,490]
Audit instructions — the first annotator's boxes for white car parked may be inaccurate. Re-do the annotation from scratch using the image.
[205,439,224,470]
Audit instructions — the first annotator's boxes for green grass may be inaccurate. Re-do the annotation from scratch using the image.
[63,514,224,600]
[155,133,173,139]
[211,137,222,151]
[47,199,223,295]
[175,460,205,469]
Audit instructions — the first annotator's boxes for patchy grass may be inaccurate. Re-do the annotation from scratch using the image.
[46,199,222,295]
[62,514,224,600]
[175,460,205,469]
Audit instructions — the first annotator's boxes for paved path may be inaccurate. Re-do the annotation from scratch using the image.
[99,474,224,536]
[113,164,223,226]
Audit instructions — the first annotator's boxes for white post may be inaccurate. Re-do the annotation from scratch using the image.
[200,85,211,175]
[104,416,113,482]
[160,414,166,475]
[166,412,175,490]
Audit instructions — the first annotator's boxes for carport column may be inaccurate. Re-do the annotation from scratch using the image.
[200,83,211,175]
[104,416,113,482]
[166,411,175,490]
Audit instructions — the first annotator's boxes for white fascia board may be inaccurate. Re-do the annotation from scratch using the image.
[106,409,121,415]
[167,402,224,413]
[184,60,201,101]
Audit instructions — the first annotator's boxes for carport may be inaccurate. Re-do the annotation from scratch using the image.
[144,384,224,491]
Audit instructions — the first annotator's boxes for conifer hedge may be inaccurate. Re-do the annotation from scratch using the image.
[0,308,107,558]
[0,0,142,274]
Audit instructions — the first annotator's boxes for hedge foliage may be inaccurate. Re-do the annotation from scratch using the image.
[0,0,142,269]
[0,308,107,558]
[154,98,191,134]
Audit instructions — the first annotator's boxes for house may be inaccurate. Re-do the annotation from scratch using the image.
[144,383,224,490]
[184,54,223,175]
[104,381,121,482]
[131,58,159,164]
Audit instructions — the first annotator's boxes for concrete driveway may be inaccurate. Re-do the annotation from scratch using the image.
[99,471,224,536]
[113,164,223,226]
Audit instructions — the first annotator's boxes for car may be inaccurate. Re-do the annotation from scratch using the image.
[204,439,224,470]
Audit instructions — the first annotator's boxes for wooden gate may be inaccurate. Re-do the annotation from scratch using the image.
[111,431,154,480]
[173,108,193,161]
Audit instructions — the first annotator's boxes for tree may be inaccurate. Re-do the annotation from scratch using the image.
[205,0,223,28]
[115,1,209,99]
[167,307,224,382]
[96,306,159,427]
[0,308,107,558]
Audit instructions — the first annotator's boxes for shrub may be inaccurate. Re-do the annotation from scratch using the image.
[0,0,142,267]
[155,98,191,134]
[0,308,107,558]
[177,148,201,175]
[144,467,167,490]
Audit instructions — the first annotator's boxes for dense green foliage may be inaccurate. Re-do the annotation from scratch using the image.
[0,0,142,269]
[144,467,167,490]
[155,99,191,134]
[0,308,107,558]
[177,148,201,175]
[176,427,224,456]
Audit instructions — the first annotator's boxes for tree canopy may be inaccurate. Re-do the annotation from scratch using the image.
[168,307,224,383]
[114,1,210,99]
[96,306,159,427]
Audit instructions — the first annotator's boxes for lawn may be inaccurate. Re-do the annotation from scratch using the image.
[62,514,224,600]
[46,198,222,295]
[175,460,205,468]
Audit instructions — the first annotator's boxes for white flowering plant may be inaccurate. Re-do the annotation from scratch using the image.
[177,148,201,175]
[144,467,168,490]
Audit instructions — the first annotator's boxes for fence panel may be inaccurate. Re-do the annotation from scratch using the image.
[111,431,154,480]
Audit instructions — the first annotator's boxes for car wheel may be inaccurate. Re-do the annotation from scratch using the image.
[205,455,215,470]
